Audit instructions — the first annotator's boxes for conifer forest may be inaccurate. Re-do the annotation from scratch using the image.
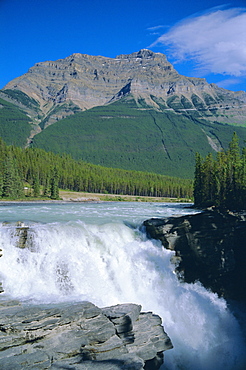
[0,138,193,200]
[194,133,246,210]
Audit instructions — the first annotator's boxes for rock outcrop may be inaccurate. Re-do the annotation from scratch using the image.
[143,209,246,302]
[0,300,172,370]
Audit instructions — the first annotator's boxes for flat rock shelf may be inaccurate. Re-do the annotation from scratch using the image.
[0,300,173,370]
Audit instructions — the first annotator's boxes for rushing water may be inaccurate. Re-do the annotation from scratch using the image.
[0,201,245,370]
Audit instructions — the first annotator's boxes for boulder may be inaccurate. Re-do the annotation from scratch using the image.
[0,300,172,370]
[143,208,246,302]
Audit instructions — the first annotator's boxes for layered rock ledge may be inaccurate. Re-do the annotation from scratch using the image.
[0,300,172,370]
[143,208,246,302]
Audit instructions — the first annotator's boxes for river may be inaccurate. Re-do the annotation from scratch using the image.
[0,201,245,369]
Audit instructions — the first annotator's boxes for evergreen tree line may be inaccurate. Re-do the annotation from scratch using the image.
[0,137,193,200]
[194,133,246,210]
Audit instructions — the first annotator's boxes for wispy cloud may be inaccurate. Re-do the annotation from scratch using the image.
[147,25,166,31]
[216,77,243,89]
[147,25,168,36]
[151,7,246,77]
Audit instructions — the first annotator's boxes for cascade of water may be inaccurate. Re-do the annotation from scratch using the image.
[0,219,245,370]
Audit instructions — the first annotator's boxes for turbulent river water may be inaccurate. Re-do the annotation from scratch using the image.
[0,201,245,370]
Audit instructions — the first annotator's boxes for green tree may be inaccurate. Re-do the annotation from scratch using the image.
[225,132,241,209]
[0,136,194,201]
[214,151,227,207]
[2,152,24,198]
[193,133,246,210]
[194,153,203,206]
[50,167,59,200]
[42,174,50,197]
[239,148,246,207]
[33,172,40,197]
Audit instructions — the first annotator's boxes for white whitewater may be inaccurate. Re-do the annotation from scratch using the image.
[0,202,245,370]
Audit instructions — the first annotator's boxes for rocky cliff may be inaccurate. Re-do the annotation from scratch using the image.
[0,299,172,370]
[143,208,246,302]
[3,49,246,128]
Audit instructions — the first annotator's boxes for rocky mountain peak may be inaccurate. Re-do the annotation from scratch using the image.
[116,49,160,60]
[3,49,176,113]
[3,50,246,128]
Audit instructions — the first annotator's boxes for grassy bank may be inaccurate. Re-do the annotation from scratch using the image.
[0,190,193,203]
[59,190,193,203]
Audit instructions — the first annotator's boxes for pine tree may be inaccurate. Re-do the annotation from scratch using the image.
[225,132,241,209]
[33,172,40,197]
[194,153,203,206]
[193,133,246,210]
[42,175,50,197]
[239,148,246,207]
[201,153,215,207]
[214,151,227,207]
[0,139,5,197]
[50,167,59,200]
[2,152,24,198]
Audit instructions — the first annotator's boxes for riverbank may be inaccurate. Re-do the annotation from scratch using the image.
[0,190,193,203]
[60,190,193,202]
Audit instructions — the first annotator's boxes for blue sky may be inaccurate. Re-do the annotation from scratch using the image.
[0,0,246,92]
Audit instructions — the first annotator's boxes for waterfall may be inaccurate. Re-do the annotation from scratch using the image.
[0,219,245,370]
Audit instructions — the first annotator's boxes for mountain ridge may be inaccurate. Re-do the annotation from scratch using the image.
[3,49,246,129]
[1,49,246,178]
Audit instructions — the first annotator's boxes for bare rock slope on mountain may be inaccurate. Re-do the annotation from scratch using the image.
[1,49,246,178]
[3,49,246,128]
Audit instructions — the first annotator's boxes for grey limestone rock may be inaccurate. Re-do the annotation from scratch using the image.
[144,208,246,301]
[0,300,172,370]
[4,49,246,128]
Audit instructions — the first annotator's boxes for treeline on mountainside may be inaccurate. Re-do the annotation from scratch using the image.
[194,133,246,210]
[0,138,193,200]
[0,97,33,147]
[30,96,246,179]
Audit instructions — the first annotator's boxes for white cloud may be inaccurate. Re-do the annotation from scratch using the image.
[216,78,244,89]
[151,7,246,77]
[147,25,166,31]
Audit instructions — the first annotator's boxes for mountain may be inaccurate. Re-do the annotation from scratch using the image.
[1,49,246,178]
